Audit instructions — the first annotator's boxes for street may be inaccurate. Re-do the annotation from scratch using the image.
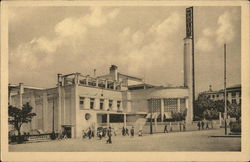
[9,128,240,152]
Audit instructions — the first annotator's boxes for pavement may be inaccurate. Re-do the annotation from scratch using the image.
[9,128,241,152]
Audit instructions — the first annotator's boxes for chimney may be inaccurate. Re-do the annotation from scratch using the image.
[94,69,96,77]
[109,65,118,81]
[57,73,62,86]
[209,85,212,91]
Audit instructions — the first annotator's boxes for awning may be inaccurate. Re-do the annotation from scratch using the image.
[152,113,158,119]
[164,112,172,119]
[145,113,151,118]
[145,113,160,119]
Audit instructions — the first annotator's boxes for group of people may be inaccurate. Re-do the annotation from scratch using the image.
[122,126,138,137]
[197,120,210,130]
[82,126,142,144]
[163,122,186,133]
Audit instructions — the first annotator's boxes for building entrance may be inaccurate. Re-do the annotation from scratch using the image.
[62,125,72,138]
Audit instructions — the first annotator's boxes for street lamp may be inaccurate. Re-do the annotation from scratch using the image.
[224,44,227,135]
[150,99,153,134]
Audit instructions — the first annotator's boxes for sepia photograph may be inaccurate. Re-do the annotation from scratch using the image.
[1,0,250,161]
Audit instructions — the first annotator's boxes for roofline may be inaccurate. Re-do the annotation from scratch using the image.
[9,84,45,90]
[118,73,143,81]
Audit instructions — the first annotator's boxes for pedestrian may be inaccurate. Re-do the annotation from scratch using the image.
[183,121,186,131]
[87,127,92,139]
[206,121,209,129]
[103,128,106,137]
[138,129,143,136]
[164,123,168,133]
[211,120,214,129]
[122,126,126,136]
[106,127,112,144]
[130,126,135,137]
[179,122,182,131]
[125,127,129,136]
[98,129,103,140]
[91,129,95,138]
[170,122,173,132]
[113,127,117,136]
[201,120,205,130]
[82,129,87,139]
[197,121,201,130]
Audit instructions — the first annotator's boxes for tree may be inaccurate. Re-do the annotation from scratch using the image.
[203,109,219,120]
[194,94,225,120]
[171,108,187,121]
[8,102,36,143]
[227,103,241,121]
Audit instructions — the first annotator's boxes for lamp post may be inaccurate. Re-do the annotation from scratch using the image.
[224,44,227,135]
[150,99,153,134]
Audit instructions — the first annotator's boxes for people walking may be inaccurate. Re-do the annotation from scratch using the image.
[183,121,186,131]
[125,127,129,136]
[122,126,126,136]
[106,127,112,144]
[201,120,205,130]
[170,122,173,132]
[179,122,182,131]
[164,124,168,133]
[197,121,201,130]
[206,121,209,129]
[87,127,92,139]
[130,126,135,137]
[138,129,143,136]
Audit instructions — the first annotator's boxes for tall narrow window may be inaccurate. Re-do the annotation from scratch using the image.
[109,100,113,110]
[100,99,104,110]
[117,101,121,110]
[79,97,84,110]
[90,98,95,109]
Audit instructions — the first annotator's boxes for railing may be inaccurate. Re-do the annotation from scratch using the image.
[9,133,54,143]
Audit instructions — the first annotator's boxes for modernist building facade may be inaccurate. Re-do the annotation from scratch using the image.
[9,65,190,138]
[9,22,195,138]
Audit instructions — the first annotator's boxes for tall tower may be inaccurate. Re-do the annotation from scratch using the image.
[184,7,194,123]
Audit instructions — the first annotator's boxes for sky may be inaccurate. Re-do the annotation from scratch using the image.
[8,6,241,96]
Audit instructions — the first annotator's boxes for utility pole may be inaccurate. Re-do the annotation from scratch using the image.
[52,95,55,134]
[224,44,227,135]
[150,99,153,134]
[191,7,195,118]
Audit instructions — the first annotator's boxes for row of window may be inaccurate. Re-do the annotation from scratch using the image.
[149,98,186,113]
[79,97,121,110]
[208,91,241,99]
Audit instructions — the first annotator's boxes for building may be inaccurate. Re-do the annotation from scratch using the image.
[9,9,195,138]
[198,84,241,105]
[9,64,191,138]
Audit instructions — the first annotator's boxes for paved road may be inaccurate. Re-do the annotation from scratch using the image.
[9,128,240,152]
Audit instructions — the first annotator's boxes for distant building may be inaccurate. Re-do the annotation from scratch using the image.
[198,84,241,105]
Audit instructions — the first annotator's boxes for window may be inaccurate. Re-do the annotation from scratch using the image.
[216,94,219,97]
[232,92,236,97]
[164,98,177,112]
[212,95,215,98]
[117,101,121,110]
[79,97,84,110]
[90,98,95,109]
[239,92,241,97]
[232,99,237,104]
[109,100,113,109]
[100,99,104,110]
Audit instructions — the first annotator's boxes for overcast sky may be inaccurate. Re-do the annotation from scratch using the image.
[8,6,241,95]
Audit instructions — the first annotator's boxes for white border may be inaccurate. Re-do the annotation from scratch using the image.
[1,1,249,161]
